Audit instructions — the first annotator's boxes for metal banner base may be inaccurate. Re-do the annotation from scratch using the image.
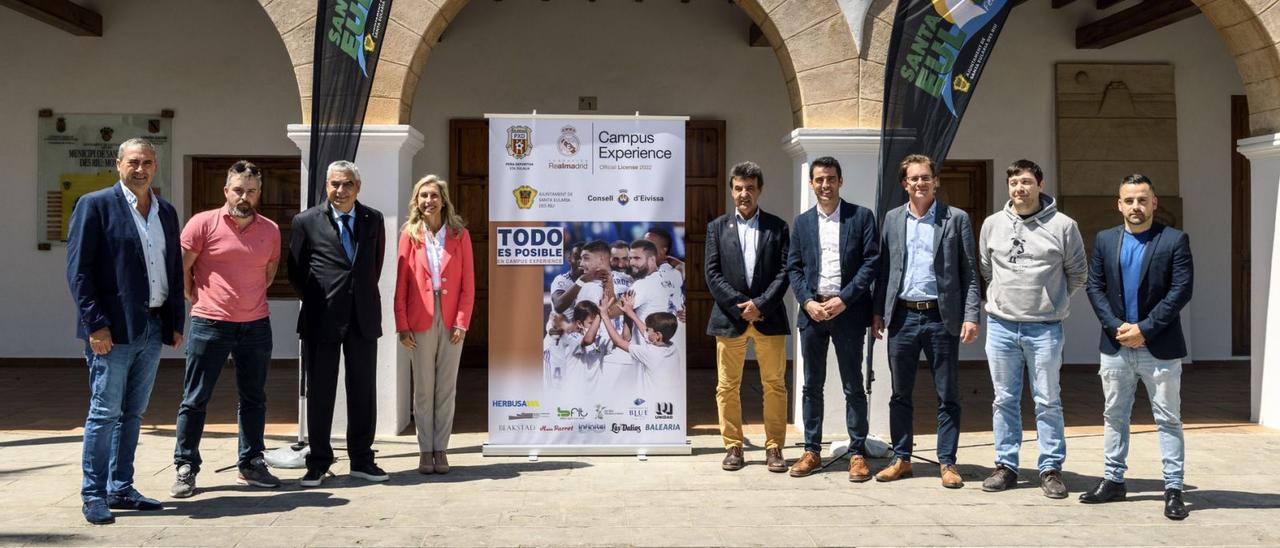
[482,441,692,457]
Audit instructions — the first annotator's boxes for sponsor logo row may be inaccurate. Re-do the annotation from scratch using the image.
[496,422,682,434]
[495,399,675,421]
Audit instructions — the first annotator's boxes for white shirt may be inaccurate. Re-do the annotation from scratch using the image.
[630,273,674,323]
[816,203,842,296]
[561,330,611,393]
[119,181,168,307]
[422,224,447,290]
[656,263,685,310]
[631,337,680,393]
[735,209,760,287]
[573,271,632,320]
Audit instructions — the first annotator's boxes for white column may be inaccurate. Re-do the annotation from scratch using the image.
[288,124,425,437]
[782,128,892,452]
[1238,133,1280,427]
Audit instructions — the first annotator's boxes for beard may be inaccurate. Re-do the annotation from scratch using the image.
[229,203,255,218]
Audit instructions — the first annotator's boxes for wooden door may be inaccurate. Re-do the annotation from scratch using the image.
[448,119,726,368]
[937,159,991,237]
[1232,95,1251,356]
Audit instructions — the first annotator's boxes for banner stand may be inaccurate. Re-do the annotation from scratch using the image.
[484,114,690,457]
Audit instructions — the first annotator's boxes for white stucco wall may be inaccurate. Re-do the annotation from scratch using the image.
[0,0,1246,367]
[949,1,1244,363]
[0,0,300,359]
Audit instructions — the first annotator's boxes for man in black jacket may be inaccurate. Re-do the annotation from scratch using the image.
[288,160,388,487]
[1081,174,1193,521]
[705,161,791,473]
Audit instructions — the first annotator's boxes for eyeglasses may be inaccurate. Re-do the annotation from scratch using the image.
[230,161,262,177]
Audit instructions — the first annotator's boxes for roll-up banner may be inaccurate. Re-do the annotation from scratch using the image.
[306,0,392,208]
[875,0,1013,218]
[484,114,691,456]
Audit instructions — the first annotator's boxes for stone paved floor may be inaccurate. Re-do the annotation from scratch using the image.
[2,426,1280,547]
[1,363,1277,546]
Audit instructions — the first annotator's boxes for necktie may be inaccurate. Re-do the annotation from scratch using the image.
[340,214,356,262]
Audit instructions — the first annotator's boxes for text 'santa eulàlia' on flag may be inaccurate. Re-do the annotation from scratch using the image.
[306,0,393,207]
[875,0,1013,219]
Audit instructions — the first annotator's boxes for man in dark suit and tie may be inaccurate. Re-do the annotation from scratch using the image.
[871,154,981,489]
[289,160,388,487]
[704,161,791,473]
[786,156,880,480]
[1080,174,1193,521]
[66,138,185,524]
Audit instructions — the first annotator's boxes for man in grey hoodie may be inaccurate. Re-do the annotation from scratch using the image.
[978,159,1087,499]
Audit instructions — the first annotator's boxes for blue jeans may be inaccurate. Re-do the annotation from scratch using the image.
[1099,347,1184,490]
[81,315,163,502]
[174,316,273,472]
[986,316,1066,473]
[798,320,868,454]
[887,307,961,464]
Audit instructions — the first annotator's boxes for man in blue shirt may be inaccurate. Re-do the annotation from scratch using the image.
[1082,174,1194,520]
[872,154,981,488]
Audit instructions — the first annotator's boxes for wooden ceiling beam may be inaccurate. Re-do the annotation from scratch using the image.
[1076,0,1198,49]
[0,0,101,36]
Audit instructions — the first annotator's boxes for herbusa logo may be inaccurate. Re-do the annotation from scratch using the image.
[492,400,540,408]
[327,0,384,77]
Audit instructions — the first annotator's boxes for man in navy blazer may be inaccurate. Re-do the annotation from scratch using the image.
[66,138,184,524]
[1081,174,1193,521]
[785,156,880,480]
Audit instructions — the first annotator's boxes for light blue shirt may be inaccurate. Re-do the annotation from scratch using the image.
[119,181,168,307]
[735,209,760,287]
[1120,229,1154,323]
[899,200,938,302]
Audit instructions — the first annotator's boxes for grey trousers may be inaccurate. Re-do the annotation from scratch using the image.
[410,297,465,453]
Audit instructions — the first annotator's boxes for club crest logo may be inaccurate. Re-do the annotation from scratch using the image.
[513,185,537,209]
[507,125,532,160]
[558,126,580,157]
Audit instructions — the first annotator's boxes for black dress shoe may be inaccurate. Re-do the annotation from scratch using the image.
[722,446,744,471]
[1164,488,1189,520]
[1078,479,1126,504]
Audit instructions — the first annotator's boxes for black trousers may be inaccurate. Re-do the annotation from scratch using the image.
[302,333,377,469]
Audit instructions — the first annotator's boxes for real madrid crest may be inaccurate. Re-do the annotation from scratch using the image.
[558,125,580,157]
[506,125,532,160]
[513,184,537,209]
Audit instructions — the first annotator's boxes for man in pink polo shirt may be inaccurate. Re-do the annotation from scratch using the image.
[170,161,281,498]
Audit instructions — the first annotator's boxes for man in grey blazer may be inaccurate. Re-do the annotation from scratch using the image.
[871,154,981,489]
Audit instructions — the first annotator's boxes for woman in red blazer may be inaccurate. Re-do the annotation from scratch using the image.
[394,175,475,474]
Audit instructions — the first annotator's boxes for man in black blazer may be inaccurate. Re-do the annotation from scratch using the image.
[289,160,388,486]
[66,138,184,524]
[1081,174,1193,521]
[785,156,880,480]
[704,162,791,473]
[871,154,980,488]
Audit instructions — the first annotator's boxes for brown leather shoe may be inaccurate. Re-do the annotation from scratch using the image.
[765,448,786,473]
[788,451,821,477]
[874,458,913,482]
[848,455,872,483]
[940,464,963,489]
[722,446,745,471]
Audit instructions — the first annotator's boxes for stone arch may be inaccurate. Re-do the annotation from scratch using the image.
[259,0,867,128]
[260,0,1280,134]
[1195,0,1280,135]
